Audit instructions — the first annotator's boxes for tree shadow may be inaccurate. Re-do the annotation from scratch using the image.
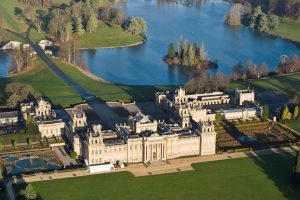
[247,149,300,199]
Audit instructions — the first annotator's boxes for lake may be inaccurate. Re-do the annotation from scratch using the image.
[81,0,300,85]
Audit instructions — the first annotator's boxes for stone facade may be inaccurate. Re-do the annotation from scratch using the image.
[21,99,66,138]
[235,89,255,106]
[73,110,216,166]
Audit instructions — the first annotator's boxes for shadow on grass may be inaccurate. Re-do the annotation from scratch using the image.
[247,149,300,200]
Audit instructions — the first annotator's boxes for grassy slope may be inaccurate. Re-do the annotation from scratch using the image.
[268,18,300,43]
[284,120,300,133]
[71,23,144,49]
[53,58,175,102]
[0,59,82,107]
[228,73,300,97]
[13,153,300,200]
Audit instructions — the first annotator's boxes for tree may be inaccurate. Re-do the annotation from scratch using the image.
[293,106,299,120]
[20,184,37,200]
[75,17,85,35]
[66,22,73,42]
[198,42,207,61]
[225,4,243,26]
[0,143,2,151]
[281,105,292,120]
[71,151,77,159]
[268,14,279,29]
[215,113,222,122]
[178,36,183,59]
[11,137,16,147]
[5,83,35,108]
[26,116,39,134]
[188,42,197,65]
[27,136,32,147]
[124,17,147,35]
[168,42,175,59]
[262,104,269,121]
[86,14,98,33]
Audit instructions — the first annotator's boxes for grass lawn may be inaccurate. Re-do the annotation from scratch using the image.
[0,58,82,107]
[228,73,300,97]
[13,153,300,200]
[268,18,300,43]
[0,132,41,145]
[53,58,175,102]
[71,23,144,49]
[284,120,300,133]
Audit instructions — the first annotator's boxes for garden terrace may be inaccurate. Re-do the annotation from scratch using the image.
[216,119,300,152]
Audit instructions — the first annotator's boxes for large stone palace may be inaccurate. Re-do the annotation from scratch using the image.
[71,110,216,165]
[13,87,260,167]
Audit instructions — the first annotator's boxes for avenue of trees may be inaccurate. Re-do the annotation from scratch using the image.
[165,37,215,69]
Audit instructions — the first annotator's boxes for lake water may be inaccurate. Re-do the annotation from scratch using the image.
[81,0,300,85]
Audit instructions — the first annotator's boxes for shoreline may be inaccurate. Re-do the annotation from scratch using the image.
[78,41,145,50]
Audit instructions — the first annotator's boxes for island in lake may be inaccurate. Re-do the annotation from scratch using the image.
[163,37,217,70]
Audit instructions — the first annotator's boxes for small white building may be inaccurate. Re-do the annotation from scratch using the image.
[0,111,19,126]
[38,40,55,50]
[1,41,24,50]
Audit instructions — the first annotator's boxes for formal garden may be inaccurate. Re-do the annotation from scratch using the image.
[215,118,300,152]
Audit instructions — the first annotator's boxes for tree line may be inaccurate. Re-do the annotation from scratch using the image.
[232,0,300,19]
[225,4,279,33]
[165,37,215,69]
[184,54,300,94]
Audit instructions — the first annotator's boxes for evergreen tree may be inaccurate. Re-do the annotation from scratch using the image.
[75,17,85,35]
[281,105,292,120]
[178,36,183,59]
[268,14,279,29]
[262,104,269,121]
[258,14,269,32]
[250,6,263,30]
[293,106,299,120]
[198,42,207,61]
[168,42,175,59]
[189,42,197,65]
[183,39,189,57]
[86,15,98,33]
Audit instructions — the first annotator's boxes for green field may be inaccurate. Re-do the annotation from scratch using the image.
[0,0,144,48]
[268,18,300,43]
[71,23,144,49]
[13,153,300,200]
[228,73,300,97]
[53,58,175,102]
[284,120,300,133]
[0,59,82,107]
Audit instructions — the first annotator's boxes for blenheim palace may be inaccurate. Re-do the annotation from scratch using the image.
[19,87,260,166]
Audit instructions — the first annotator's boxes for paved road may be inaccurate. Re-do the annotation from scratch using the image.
[24,26,92,99]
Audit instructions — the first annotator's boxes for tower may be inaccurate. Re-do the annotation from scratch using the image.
[198,121,217,156]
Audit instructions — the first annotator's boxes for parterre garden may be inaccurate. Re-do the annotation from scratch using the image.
[216,118,300,152]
